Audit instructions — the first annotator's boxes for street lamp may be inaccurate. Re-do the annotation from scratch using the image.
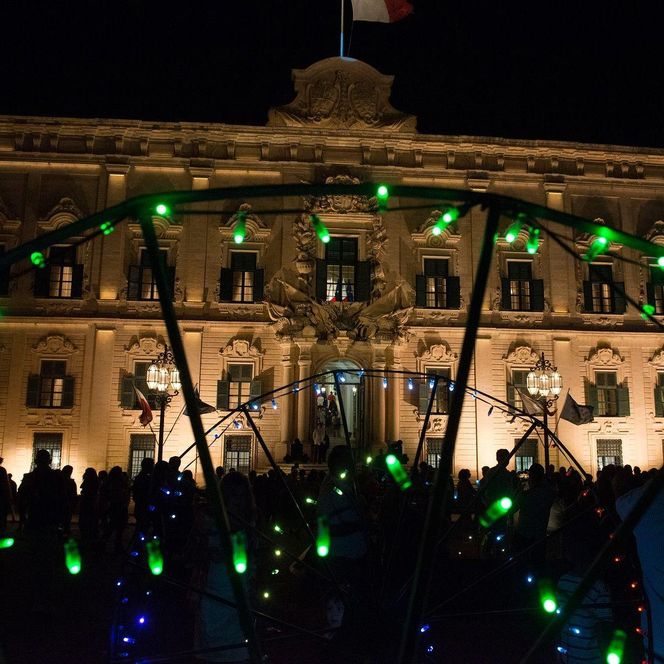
[146,344,181,462]
[526,352,562,470]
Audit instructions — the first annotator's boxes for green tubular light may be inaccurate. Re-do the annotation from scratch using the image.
[479,496,513,528]
[584,235,609,261]
[64,538,82,575]
[234,211,247,244]
[538,578,557,614]
[146,538,164,575]
[232,531,248,573]
[526,227,540,254]
[155,203,169,216]
[386,454,412,491]
[31,251,46,268]
[316,516,330,557]
[504,217,524,244]
[658,256,664,269]
[365,455,373,465]
[0,537,15,549]
[376,184,389,202]
[606,629,626,664]
[100,221,114,236]
[642,304,655,319]
[310,214,330,244]
[273,523,284,534]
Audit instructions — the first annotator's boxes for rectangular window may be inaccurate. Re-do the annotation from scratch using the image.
[595,371,618,417]
[141,249,166,301]
[224,435,252,475]
[39,360,67,408]
[424,259,449,308]
[228,364,253,409]
[49,246,76,298]
[425,367,451,414]
[32,432,63,470]
[508,369,530,410]
[325,237,357,302]
[515,439,538,473]
[649,266,664,315]
[426,438,442,469]
[597,438,622,470]
[507,261,533,311]
[589,264,614,313]
[0,244,9,296]
[129,434,155,478]
[230,252,257,303]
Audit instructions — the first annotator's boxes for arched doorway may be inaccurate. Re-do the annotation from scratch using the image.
[314,359,365,450]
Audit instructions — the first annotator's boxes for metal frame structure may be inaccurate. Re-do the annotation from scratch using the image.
[2,183,663,663]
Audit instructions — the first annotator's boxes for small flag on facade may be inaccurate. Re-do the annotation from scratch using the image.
[351,0,413,23]
[560,392,594,425]
[134,385,154,427]
[516,388,544,416]
[184,388,216,416]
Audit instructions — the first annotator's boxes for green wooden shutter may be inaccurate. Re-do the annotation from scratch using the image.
[127,265,141,300]
[617,383,630,417]
[418,381,430,413]
[253,269,264,302]
[583,281,593,312]
[355,261,371,302]
[217,380,230,410]
[415,274,426,307]
[249,379,263,410]
[120,375,135,408]
[612,282,626,314]
[61,376,75,408]
[71,264,84,298]
[507,383,516,407]
[34,266,51,297]
[446,276,460,309]
[315,259,327,301]
[531,279,544,311]
[26,375,41,407]
[584,378,598,412]
[654,387,664,418]
[646,282,656,308]
[219,268,233,301]
[501,278,511,310]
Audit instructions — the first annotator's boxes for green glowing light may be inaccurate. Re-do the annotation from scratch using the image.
[274,548,282,557]
[232,532,248,574]
[310,214,331,244]
[271,568,280,575]
[499,497,513,510]
[504,218,524,244]
[606,629,626,664]
[263,591,270,599]
[0,537,15,549]
[31,251,46,268]
[273,523,284,534]
[366,455,373,465]
[155,203,169,216]
[642,304,655,319]
[146,538,164,576]
[376,184,389,200]
[386,454,412,491]
[658,256,664,268]
[441,207,459,224]
[479,496,513,528]
[64,538,82,575]
[584,235,609,261]
[526,227,540,254]
[431,224,442,236]
[317,516,330,558]
[233,211,247,244]
[542,597,557,613]
[339,470,347,480]
[305,497,317,505]
[100,221,114,236]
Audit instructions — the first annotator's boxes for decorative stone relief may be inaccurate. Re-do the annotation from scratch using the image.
[40,197,84,229]
[219,203,270,243]
[267,57,417,132]
[586,346,624,366]
[304,176,376,215]
[420,343,457,364]
[32,334,78,355]
[649,347,664,367]
[503,345,539,366]
[645,219,664,245]
[221,339,264,358]
[125,336,165,355]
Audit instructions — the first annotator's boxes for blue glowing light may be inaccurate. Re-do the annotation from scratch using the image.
[420,624,430,633]
[138,616,147,625]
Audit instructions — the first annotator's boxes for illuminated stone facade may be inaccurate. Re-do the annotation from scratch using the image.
[1,57,664,479]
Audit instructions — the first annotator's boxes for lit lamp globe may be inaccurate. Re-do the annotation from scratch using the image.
[526,370,540,396]
[157,367,170,392]
[538,373,551,397]
[146,363,160,391]
[550,371,562,396]
[169,366,181,391]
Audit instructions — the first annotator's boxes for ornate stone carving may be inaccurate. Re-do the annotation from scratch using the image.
[220,203,270,243]
[645,220,664,245]
[267,57,417,132]
[420,343,457,364]
[221,339,264,358]
[503,345,539,366]
[125,336,165,355]
[43,197,84,224]
[32,334,78,355]
[586,346,624,366]
[649,347,664,367]
[304,176,376,214]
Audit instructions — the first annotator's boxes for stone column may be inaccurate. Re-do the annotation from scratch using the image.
[387,343,402,441]
[297,356,312,444]
[544,181,571,314]
[184,168,212,303]
[279,343,295,456]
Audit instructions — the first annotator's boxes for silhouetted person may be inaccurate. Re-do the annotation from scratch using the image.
[79,467,99,542]
[132,457,154,533]
[7,472,17,521]
[0,460,11,532]
[215,466,225,482]
[102,466,130,553]
[61,464,77,535]
[455,468,477,530]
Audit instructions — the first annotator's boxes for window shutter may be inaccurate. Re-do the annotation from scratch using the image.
[166,265,176,300]
[616,383,630,417]
[127,265,141,300]
[315,259,327,301]
[70,264,84,298]
[501,278,511,311]
[530,279,544,311]
[418,381,431,413]
[654,387,664,418]
[355,261,371,302]
[507,383,515,407]
[26,375,41,407]
[646,282,656,308]
[121,375,135,408]
[0,246,9,297]
[219,267,233,302]
[249,380,263,409]
[416,274,426,307]
[446,276,460,309]
[612,282,626,314]
[61,376,75,408]
[34,266,51,297]
[217,380,230,410]
[583,280,593,312]
[584,378,598,412]
[253,269,264,302]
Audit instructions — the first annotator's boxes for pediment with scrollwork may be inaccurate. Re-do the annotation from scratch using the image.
[586,345,624,366]
[32,334,78,355]
[503,344,539,366]
[125,336,165,356]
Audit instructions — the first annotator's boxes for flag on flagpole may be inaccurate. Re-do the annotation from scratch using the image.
[134,385,154,427]
[516,388,544,416]
[351,0,413,23]
[184,388,216,416]
[560,392,594,425]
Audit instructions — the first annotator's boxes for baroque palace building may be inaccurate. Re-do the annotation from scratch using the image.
[1,57,664,480]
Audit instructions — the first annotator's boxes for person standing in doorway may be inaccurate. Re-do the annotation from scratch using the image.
[312,423,325,464]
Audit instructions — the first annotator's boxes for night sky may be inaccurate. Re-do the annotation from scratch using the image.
[2,1,662,147]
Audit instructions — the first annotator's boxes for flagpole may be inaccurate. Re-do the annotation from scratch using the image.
[554,388,570,437]
[340,0,345,57]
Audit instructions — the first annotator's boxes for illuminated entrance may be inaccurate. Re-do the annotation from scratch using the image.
[314,359,365,449]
